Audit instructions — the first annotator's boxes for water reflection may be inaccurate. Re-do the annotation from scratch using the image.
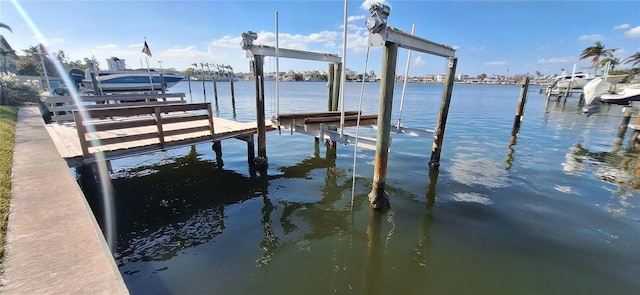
[565,143,640,217]
[566,143,640,187]
[78,140,440,293]
[79,145,274,266]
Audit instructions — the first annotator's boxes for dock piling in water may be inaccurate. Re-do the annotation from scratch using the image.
[253,55,269,169]
[331,64,342,112]
[428,57,457,168]
[327,63,335,111]
[512,77,530,130]
[368,42,398,209]
[614,107,633,146]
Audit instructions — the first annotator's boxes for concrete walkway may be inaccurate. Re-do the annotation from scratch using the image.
[1,106,128,294]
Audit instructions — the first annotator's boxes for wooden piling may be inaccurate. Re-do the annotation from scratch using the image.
[327,63,335,111]
[201,68,207,101]
[331,64,342,112]
[428,57,457,168]
[513,77,530,130]
[247,135,255,165]
[90,72,102,95]
[230,72,236,102]
[187,75,193,101]
[253,55,268,169]
[614,107,633,146]
[368,42,398,209]
[213,78,218,102]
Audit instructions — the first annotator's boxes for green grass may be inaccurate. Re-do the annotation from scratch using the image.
[0,106,18,268]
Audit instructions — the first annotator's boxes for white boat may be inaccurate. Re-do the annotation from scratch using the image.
[600,84,640,105]
[582,75,635,113]
[82,57,184,92]
[581,77,612,113]
[546,72,592,97]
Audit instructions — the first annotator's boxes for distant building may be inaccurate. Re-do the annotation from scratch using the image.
[0,35,18,73]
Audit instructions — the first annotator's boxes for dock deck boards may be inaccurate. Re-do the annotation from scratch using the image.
[45,116,274,165]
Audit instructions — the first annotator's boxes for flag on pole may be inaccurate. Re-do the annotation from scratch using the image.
[142,41,152,57]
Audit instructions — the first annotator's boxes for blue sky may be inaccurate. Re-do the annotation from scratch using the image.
[1,0,639,77]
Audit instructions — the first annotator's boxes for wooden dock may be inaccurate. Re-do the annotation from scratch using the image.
[40,93,274,166]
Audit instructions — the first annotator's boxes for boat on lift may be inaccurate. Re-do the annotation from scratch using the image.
[82,57,184,92]
[600,84,640,105]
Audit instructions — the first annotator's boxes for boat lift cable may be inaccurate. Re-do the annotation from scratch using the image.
[350,44,371,209]
[275,11,280,121]
[396,24,416,132]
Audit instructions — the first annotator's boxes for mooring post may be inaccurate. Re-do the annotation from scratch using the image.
[331,64,342,112]
[253,55,268,169]
[213,78,218,102]
[90,72,103,95]
[429,57,458,168]
[512,77,530,131]
[614,107,633,146]
[201,64,207,101]
[327,63,335,111]
[187,75,193,102]
[368,42,398,209]
[247,135,255,166]
[230,70,236,102]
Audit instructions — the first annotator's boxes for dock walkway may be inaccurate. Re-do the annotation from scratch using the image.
[43,103,273,166]
[2,106,129,294]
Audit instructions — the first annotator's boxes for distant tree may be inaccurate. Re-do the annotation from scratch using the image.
[597,57,620,72]
[476,73,487,81]
[623,52,640,68]
[16,59,40,76]
[184,67,197,77]
[535,71,542,79]
[579,41,616,75]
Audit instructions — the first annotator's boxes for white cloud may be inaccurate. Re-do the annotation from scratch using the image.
[578,34,603,42]
[96,44,120,50]
[484,61,507,66]
[361,0,390,10]
[347,15,365,22]
[468,46,485,51]
[614,24,631,30]
[413,56,425,66]
[624,26,640,38]
[537,57,573,64]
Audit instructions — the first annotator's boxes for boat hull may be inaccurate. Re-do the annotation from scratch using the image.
[600,84,640,105]
[83,72,184,92]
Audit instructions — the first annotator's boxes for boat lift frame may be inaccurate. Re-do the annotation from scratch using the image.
[364,2,457,208]
[241,31,381,168]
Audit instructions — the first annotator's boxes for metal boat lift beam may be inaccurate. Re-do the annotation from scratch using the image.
[241,31,341,63]
[366,4,455,58]
[245,44,342,64]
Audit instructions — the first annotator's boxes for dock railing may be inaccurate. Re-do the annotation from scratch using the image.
[41,92,186,124]
[72,102,215,159]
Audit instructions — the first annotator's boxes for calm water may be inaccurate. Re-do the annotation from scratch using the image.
[78,80,640,294]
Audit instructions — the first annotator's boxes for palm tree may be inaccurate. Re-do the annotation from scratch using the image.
[597,57,620,72]
[623,52,640,68]
[579,41,616,75]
